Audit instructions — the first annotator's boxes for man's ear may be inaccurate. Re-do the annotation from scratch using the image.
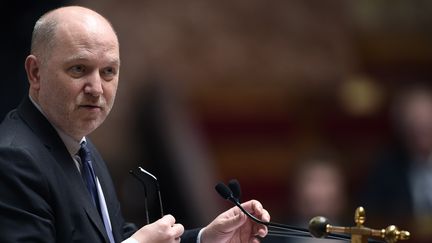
[25,55,41,91]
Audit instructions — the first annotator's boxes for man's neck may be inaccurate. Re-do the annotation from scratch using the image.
[28,95,84,156]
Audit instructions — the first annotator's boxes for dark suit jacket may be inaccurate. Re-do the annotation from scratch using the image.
[0,97,199,243]
[359,146,414,226]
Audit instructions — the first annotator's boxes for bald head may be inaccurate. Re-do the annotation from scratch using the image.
[30,6,118,63]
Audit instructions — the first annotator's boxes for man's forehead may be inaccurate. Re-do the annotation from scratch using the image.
[52,23,119,61]
[63,51,120,65]
[56,20,117,42]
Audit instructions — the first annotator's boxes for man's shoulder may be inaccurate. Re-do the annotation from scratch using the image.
[1,109,25,140]
[0,108,50,168]
[0,109,35,145]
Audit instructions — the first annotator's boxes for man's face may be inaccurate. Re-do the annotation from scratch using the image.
[36,19,120,140]
[401,93,432,156]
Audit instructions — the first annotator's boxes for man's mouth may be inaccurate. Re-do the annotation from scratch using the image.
[80,105,102,110]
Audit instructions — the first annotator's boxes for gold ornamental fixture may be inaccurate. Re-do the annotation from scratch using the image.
[309,206,410,243]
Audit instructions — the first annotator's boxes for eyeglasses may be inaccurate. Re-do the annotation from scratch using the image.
[130,166,164,224]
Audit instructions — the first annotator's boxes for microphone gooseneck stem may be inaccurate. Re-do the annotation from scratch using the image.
[216,180,354,241]
[228,196,354,241]
[266,231,313,239]
[228,197,309,234]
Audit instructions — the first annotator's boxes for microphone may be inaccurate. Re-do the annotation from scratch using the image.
[216,182,349,240]
[228,179,241,202]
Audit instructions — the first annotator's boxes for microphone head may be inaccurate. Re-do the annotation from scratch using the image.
[309,216,329,238]
[228,179,241,201]
[215,182,233,200]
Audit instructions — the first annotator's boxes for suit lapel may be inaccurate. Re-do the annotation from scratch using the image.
[17,97,110,243]
[53,148,110,243]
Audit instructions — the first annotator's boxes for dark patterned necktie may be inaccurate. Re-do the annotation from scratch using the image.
[79,142,102,213]
[79,141,115,243]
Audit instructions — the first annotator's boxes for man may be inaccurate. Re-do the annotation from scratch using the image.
[0,6,269,243]
[361,84,432,242]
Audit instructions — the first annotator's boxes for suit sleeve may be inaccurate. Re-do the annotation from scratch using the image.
[121,222,138,239]
[181,228,201,243]
[0,147,55,242]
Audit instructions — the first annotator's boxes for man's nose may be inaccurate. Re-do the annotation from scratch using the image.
[84,71,103,96]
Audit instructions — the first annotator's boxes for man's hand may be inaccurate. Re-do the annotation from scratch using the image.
[201,200,270,243]
[131,215,184,243]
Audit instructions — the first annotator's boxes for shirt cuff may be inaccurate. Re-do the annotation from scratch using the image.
[196,227,204,243]
[122,237,139,243]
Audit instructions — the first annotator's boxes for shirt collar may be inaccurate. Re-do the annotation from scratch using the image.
[28,95,85,156]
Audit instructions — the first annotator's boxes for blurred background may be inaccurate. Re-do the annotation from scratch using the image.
[3,1,432,242]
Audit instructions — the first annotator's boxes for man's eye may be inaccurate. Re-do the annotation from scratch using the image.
[68,65,86,77]
[101,67,117,80]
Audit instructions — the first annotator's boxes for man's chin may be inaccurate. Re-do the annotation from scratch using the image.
[75,120,105,137]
